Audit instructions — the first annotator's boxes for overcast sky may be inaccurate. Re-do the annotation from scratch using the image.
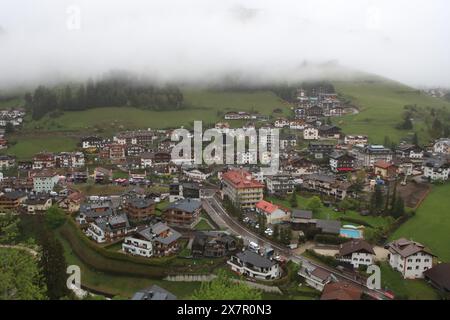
[0,0,449,89]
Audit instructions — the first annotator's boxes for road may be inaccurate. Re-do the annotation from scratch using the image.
[202,196,391,300]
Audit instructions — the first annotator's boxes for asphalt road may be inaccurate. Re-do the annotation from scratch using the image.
[202,196,391,300]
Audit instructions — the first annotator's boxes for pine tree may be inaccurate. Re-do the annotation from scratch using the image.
[38,230,69,300]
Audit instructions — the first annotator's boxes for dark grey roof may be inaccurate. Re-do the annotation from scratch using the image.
[338,239,375,256]
[131,285,177,300]
[236,250,276,268]
[95,213,130,232]
[0,191,26,200]
[423,263,450,291]
[165,198,201,213]
[127,198,155,208]
[292,209,313,219]
[137,222,181,245]
[305,174,336,184]
[316,219,341,234]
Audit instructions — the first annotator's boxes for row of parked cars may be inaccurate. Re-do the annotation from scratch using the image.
[242,216,274,236]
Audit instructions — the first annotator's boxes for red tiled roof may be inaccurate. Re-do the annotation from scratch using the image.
[320,282,362,300]
[256,200,279,214]
[374,160,395,169]
[222,170,264,189]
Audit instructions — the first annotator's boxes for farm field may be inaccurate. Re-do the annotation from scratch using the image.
[4,134,78,159]
[333,79,450,144]
[390,184,450,262]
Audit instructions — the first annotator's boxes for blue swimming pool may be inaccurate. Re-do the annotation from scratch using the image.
[340,228,362,239]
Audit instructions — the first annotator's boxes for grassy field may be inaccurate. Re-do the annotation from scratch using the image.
[333,79,450,144]
[194,218,214,231]
[22,90,289,133]
[4,135,78,159]
[0,97,24,109]
[379,262,439,300]
[390,184,450,262]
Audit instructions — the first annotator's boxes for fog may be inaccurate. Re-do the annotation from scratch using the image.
[1,0,450,90]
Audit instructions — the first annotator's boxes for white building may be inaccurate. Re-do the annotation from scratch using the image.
[227,250,281,280]
[433,138,450,155]
[423,157,450,181]
[303,127,319,140]
[274,118,290,128]
[255,200,291,225]
[183,168,211,182]
[386,238,434,279]
[122,223,181,257]
[344,135,368,146]
[352,144,393,168]
[337,240,375,269]
[32,172,60,192]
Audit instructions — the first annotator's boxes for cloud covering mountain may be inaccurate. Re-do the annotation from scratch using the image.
[0,0,449,89]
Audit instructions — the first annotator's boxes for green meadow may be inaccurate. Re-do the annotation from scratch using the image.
[333,79,450,144]
[390,184,450,262]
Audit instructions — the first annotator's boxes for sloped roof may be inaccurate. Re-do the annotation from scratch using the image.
[236,250,276,268]
[222,170,264,189]
[386,238,435,258]
[320,282,362,300]
[256,200,279,214]
[165,198,201,213]
[338,239,375,257]
[423,263,450,291]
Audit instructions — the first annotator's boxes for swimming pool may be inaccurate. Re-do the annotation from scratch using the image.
[340,228,363,239]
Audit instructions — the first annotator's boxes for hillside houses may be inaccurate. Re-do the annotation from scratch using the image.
[0,109,25,128]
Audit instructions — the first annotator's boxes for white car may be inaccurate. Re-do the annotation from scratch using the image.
[248,241,260,252]
[264,228,273,235]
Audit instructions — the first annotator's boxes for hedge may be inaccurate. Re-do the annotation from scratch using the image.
[305,249,339,268]
[59,219,224,278]
[314,234,348,245]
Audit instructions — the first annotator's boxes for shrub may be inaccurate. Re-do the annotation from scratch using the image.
[314,234,348,245]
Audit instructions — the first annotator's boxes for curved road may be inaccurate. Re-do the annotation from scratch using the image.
[202,196,391,300]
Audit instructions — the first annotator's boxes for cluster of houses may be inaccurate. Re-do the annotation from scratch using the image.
[0,109,25,128]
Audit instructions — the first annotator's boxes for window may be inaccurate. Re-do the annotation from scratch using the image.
[407,267,412,270]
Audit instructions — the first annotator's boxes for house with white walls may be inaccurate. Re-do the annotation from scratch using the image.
[386,238,435,279]
[336,239,375,268]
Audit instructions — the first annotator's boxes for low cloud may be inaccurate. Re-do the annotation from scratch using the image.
[0,0,449,89]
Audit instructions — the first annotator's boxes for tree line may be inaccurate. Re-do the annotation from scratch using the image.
[25,76,185,120]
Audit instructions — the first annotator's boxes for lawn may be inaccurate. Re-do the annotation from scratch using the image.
[73,183,127,196]
[390,183,450,262]
[379,262,439,300]
[194,218,214,231]
[3,134,78,159]
[333,79,450,144]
